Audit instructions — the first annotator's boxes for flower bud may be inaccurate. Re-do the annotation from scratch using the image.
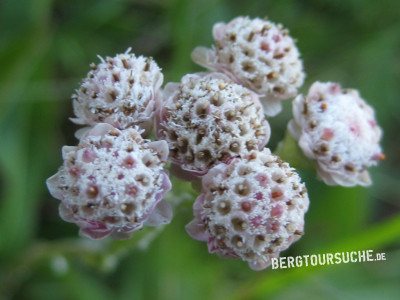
[186,149,309,270]
[288,81,384,186]
[46,123,172,239]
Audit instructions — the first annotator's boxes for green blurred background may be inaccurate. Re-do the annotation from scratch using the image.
[1,0,399,299]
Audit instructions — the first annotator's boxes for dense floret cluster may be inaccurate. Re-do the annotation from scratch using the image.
[186,149,309,270]
[71,49,163,134]
[289,81,384,186]
[47,124,172,239]
[192,16,305,116]
[155,72,270,177]
[47,15,384,271]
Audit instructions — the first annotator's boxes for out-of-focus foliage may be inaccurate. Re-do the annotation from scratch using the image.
[0,0,399,299]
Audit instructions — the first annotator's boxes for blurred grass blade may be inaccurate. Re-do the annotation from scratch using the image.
[228,213,400,300]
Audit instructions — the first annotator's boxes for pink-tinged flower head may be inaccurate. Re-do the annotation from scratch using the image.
[185,149,309,270]
[289,81,384,187]
[46,123,172,240]
[155,72,270,179]
[71,49,163,134]
[191,16,305,116]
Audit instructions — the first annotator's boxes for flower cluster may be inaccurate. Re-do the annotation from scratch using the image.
[288,82,384,186]
[47,15,384,271]
[71,49,163,135]
[192,16,305,116]
[47,124,172,240]
[47,51,172,240]
[155,72,270,178]
[186,149,309,270]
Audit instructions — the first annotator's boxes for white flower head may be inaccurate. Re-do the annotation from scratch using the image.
[186,149,309,270]
[192,16,305,116]
[155,72,271,178]
[46,123,172,240]
[289,81,384,187]
[71,49,163,134]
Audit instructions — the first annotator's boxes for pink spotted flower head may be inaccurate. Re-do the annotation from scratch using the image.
[289,81,384,187]
[155,72,270,179]
[46,123,172,240]
[186,149,309,270]
[191,16,305,116]
[71,49,163,134]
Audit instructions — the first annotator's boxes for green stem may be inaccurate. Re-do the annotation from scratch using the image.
[274,129,314,170]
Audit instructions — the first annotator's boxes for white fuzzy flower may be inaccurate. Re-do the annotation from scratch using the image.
[186,149,309,270]
[71,49,163,134]
[46,123,172,240]
[192,16,305,116]
[155,72,270,178]
[289,81,384,187]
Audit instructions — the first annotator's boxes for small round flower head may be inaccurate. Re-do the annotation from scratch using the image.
[46,123,172,240]
[288,81,384,187]
[191,16,305,116]
[185,149,309,270]
[155,72,271,178]
[71,49,163,134]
